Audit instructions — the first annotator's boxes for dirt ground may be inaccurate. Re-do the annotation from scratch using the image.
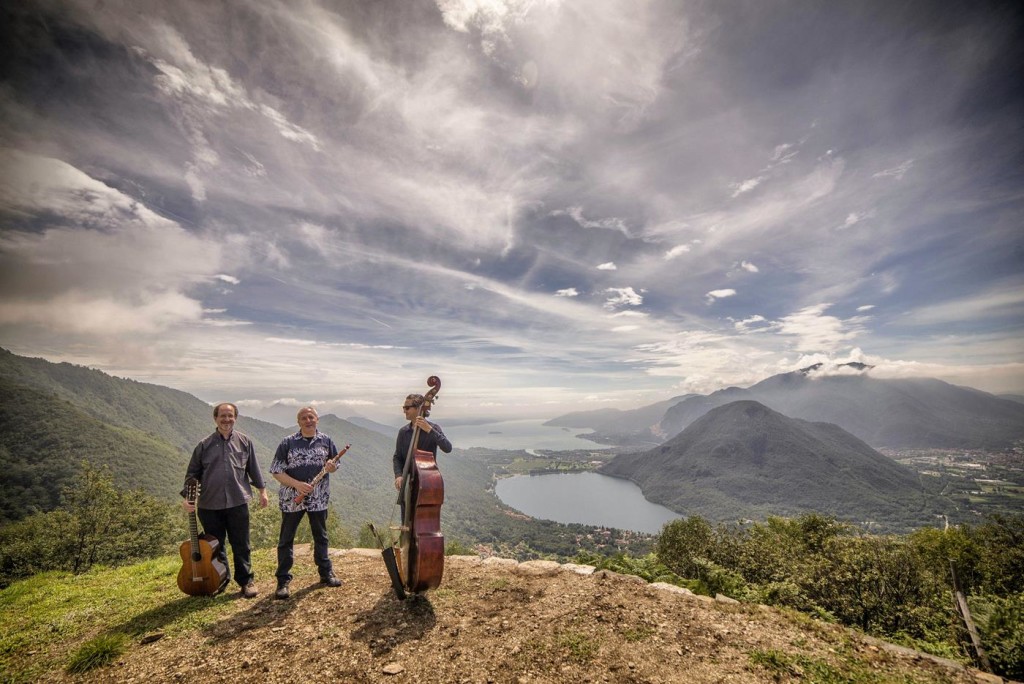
[52,548,1000,684]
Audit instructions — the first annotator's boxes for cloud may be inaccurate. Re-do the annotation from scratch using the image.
[215,274,240,285]
[872,159,913,180]
[705,289,736,302]
[898,282,1024,326]
[604,287,643,309]
[664,244,691,260]
[776,304,862,352]
[553,206,632,237]
[0,150,224,336]
[597,262,617,270]
[265,337,319,346]
[739,260,759,273]
[730,176,764,197]
[554,288,579,297]
[733,314,768,332]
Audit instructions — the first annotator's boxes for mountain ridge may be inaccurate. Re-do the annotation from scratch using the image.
[601,400,950,530]
[547,363,1024,449]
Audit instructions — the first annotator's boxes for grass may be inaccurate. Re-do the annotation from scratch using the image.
[0,549,284,683]
[620,625,656,642]
[556,628,600,663]
[66,633,127,673]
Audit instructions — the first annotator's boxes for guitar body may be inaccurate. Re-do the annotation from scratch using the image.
[176,534,228,596]
[177,478,228,596]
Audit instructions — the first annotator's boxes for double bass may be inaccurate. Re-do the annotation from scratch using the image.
[393,376,445,596]
[176,478,228,596]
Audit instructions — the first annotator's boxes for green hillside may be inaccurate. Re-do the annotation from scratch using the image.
[0,377,188,523]
[0,348,285,456]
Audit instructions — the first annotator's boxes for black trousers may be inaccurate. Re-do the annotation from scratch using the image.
[198,503,252,587]
[275,509,333,582]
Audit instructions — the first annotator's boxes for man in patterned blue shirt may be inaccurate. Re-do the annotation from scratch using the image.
[270,406,343,599]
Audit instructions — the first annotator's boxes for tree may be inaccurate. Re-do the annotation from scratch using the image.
[655,516,715,580]
[0,461,178,586]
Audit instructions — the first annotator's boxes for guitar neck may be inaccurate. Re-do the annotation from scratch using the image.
[188,509,201,555]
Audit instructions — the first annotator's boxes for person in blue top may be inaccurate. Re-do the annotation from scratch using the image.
[270,406,343,599]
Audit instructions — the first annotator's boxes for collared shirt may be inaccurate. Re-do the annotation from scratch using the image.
[270,430,339,513]
[392,420,452,478]
[185,430,266,510]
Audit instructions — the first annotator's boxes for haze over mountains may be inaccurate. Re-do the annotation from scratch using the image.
[549,363,1024,450]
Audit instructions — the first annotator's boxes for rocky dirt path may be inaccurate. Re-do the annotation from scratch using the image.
[50,549,997,684]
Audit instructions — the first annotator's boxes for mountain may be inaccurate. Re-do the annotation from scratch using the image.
[0,375,187,522]
[0,347,284,455]
[658,365,1024,449]
[345,415,400,437]
[545,394,696,437]
[0,348,398,526]
[602,400,949,530]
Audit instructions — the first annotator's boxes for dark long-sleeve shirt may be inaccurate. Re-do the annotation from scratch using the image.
[392,420,452,477]
[184,430,266,510]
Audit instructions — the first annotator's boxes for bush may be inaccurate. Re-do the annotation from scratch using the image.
[0,462,179,586]
[976,592,1024,678]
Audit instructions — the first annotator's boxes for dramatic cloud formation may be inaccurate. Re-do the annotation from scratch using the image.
[1,0,1022,420]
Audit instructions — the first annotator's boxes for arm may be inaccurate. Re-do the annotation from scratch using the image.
[245,438,269,508]
[273,471,313,497]
[431,422,452,454]
[393,431,405,490]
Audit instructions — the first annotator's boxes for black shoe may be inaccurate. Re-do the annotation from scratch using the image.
[320,575,343,588]
[274,580,290,600]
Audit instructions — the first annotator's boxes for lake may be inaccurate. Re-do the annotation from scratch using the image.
[445,419,609,451]
[494,471,681,534]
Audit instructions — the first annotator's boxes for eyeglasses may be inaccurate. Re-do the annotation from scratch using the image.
[402,405,417,410]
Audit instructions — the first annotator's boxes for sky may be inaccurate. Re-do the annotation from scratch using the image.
[1,0,1022,424]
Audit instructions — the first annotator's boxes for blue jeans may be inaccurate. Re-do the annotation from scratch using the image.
[198,503,252,588]
[275,509,333,581]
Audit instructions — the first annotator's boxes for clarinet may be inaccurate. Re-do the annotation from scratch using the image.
[293,444,351,504]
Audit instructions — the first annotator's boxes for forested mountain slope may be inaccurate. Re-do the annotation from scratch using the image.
[603,400,951,530]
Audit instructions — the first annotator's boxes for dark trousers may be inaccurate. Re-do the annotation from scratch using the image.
[198,503,253,588]
[275,509,333,582]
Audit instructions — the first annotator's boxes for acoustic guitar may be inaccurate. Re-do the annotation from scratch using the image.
[176,477,228,596]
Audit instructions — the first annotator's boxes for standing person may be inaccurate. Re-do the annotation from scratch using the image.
[270,406,344,599]
[392,393,453,498]
[182,402,269,599]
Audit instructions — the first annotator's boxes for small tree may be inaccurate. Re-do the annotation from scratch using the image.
[655,516,715,579]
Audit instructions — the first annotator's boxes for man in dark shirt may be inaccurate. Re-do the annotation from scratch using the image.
[393,393,453,501]
[182,402,269,598]
[269,406,344,599]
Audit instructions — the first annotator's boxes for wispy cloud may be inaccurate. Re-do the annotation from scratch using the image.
[0,0,1021,417]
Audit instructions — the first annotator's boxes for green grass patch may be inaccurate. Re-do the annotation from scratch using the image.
[0,548,282,682]
[556,628,600,663]
[620,625,655,642]
[66,632,127,673]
